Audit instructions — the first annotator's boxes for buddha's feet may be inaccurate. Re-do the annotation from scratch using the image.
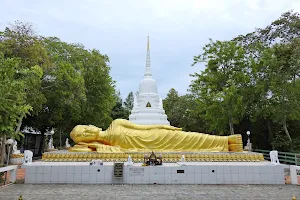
[228,134,243,152]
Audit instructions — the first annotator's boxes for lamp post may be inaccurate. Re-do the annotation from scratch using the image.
[45,128,55,150]
[246,131,251,151]
[50,129,54,150]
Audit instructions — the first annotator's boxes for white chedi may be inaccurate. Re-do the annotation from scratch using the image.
[129,36,170,125]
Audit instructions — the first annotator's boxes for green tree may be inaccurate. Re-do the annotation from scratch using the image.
[111,91,129,120]
[0,21,117,151]
[0,54,32,164]
[45,63,86,145]
[233,11,300,143]
[163,90,207,132]
[163,88,181,127]
[41,37,116,145]
[177,95,208,132]
[0,21,47,159]
[124,92,134,113]
[234,11,300,48]
[80,49,116,129]
[191,40,250,135]
[260,42,300,142]
[0,21,48,131]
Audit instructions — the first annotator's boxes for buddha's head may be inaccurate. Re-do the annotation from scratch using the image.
[70,125,102,143]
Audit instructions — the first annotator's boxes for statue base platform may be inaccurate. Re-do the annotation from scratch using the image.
[10,154,24,165]
[22,161,285,184]
[42,150,264,162]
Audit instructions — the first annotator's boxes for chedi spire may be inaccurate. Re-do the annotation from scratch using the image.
[144,35,152,77]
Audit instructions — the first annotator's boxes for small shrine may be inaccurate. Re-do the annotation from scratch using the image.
[143,151,162,166]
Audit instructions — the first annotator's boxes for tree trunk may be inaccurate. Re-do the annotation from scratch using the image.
[283,118,292,142]
[267,120,275,149]
[229,117,234,135]
[15,117,23,135]
[59,129,62,149]
[0,135,6,165]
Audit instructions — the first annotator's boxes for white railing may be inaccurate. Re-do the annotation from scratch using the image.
[0,165,18,184]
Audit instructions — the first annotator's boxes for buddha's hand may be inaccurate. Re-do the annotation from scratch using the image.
[70,125,101,143]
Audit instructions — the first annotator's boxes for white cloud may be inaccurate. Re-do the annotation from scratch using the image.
[0,0,299,99]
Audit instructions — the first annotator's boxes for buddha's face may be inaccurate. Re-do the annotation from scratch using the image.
[70,125,102,143]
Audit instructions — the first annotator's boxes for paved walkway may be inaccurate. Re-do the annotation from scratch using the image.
[0,184,299,200]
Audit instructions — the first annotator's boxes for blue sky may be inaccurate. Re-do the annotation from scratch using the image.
[1,0,300,99]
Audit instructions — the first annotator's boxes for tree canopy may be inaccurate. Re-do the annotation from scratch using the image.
[190,11,300,152]
[0,22,117,156]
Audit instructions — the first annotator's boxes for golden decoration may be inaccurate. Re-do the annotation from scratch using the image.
[42,151,264,163]
[11,154,24,158]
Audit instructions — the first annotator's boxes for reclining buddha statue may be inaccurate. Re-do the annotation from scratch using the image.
[69,119,243,153]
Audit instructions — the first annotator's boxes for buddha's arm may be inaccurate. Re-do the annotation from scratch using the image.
[78,142,123,153]
[112,119,182,131]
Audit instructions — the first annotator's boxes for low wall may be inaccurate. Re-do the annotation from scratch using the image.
[23,161,284,185]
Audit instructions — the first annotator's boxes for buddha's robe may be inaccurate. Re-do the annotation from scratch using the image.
[69,119,243,153]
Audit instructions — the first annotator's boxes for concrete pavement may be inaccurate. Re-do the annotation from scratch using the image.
[0,184,299,200]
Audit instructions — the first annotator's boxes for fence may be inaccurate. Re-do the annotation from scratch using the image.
[254,149,300,166]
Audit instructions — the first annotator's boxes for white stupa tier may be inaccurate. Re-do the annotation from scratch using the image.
[129,36,170,125]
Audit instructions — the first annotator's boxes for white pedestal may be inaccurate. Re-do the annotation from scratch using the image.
[290,165,300,185]
[23,161,285,185]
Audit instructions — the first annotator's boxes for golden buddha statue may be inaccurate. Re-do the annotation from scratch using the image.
[68,119,243,153]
